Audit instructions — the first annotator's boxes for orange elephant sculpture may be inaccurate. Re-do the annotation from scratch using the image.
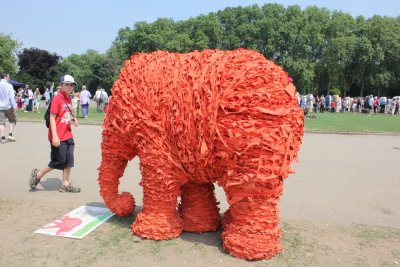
[98,49,304,260]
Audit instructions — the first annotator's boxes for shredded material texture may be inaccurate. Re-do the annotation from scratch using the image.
[98,49,304,260]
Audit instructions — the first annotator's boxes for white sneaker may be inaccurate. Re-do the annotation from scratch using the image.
[8,136,16,142]
[1,139,6,144]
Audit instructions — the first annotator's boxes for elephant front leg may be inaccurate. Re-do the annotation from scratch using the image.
[179,182,221,233]
[222,178,284,260]
[131,165,183,240]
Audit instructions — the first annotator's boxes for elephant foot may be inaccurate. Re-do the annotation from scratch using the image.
[222,224,282,260]
[180,183,221,233]
[131,211,183,240]
[222,179,283,260]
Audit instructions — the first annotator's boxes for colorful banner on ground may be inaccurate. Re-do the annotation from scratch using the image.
[34,205,114,239]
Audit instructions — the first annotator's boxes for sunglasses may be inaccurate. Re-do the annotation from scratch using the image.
[64,83,75,87]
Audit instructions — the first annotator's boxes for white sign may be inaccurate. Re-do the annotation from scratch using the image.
[35,205,114,239]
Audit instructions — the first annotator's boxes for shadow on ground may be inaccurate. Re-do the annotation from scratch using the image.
[102,206,227,255]
[28,177,61,192]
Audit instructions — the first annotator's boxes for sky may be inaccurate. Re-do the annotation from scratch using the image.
[1,0,399,57]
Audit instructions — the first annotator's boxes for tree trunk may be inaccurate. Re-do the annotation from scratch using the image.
[360,77,365,97]
[326,80,330,95]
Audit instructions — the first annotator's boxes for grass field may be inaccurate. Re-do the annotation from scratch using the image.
[15,102,400,133]
[305,112,400,133]
[16,101,105,124]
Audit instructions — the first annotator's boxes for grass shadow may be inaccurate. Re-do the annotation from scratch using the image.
[102,206,227,254]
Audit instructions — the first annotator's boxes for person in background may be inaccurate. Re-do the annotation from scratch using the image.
[71,89,80,118]
[373,96,379,114]
[379,96,387,114]
[103,96,111,113]
[33,88,41,113]
[360,97,365,112]
[23,85,30,112]
[351,98,357,112]
[94,87,101,112]
[0,73,17,143]
[44,88,51,109]
[300,95,306,110]
[16,88,24,109]
[313,95,319,113]
[319,95,325,113]
[367,95,374,114]
[331,101,336,113]
[27,86,34,112]
[325,95,331,112]
[79,85,91,119]
[54,86,60,97]
[47,82,55,100]
[99,88,108,113]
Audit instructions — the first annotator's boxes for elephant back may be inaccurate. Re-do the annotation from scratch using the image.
[105,49,304,184]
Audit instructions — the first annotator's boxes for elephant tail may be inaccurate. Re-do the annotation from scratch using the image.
[98,129,136,217]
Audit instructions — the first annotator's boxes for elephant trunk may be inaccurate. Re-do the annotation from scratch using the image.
[98,128,136,217]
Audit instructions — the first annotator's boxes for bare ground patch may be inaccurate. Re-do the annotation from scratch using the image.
[0,198,399,267]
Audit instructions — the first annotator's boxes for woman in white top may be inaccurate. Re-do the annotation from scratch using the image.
[71,90,80,117]
[33,88,41,113]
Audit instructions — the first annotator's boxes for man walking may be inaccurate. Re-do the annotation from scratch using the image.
[99,88,108,112]
[29,75,80,193]
[0,73,17,143]
[23,84,30,112]
[94,87,101,112]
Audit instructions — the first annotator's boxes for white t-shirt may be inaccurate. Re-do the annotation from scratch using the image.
[28,89,34,99]
[95,90,101,100]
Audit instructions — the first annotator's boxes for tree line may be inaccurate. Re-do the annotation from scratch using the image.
[1,3,400,97]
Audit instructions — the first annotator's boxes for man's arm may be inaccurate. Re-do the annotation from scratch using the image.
[8,86,17,111]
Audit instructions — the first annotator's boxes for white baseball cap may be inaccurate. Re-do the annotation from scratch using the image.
[60,74,76,85]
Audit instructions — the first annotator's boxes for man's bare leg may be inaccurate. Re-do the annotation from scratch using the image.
[7,123,16,141]
[0,124,5,139]
[62,167,71,186]
[59,167,80,192]
[30,166,53,189]
[36,166,53,180]
[9,123,15,135]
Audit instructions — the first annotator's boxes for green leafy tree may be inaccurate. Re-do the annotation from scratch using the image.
[0,33,20,76]
[60,50,118,94]
[107,4,400,96]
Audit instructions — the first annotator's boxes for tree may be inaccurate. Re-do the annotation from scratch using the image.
[0,34,20,76]
[60,50,119,94]
[17,48,61,88]
[107,4,400,96]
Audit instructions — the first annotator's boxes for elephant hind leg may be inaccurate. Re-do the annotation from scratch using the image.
[222,178,283,260]
[179,182,221,233]
[131,164,183,240]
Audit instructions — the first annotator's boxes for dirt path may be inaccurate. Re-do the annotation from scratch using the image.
[0,122,399,266]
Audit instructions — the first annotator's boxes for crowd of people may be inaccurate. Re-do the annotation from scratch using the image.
[1,72,110,146]
[13,82,109,119]
[298,94,400,115]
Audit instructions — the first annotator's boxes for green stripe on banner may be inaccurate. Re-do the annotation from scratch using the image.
[72,212,113,238]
